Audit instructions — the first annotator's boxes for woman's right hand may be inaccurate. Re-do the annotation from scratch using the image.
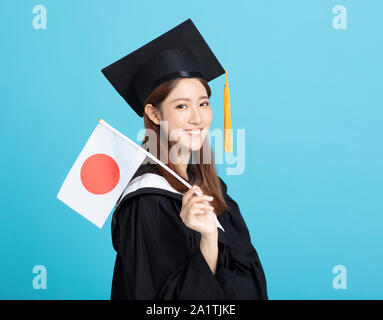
[179,185,217,236]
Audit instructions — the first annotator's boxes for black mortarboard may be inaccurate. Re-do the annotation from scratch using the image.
[101,18,225,118]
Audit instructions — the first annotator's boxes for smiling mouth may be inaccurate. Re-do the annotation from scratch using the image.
[185,129,203,136]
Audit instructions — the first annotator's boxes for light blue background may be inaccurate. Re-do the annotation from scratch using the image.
[1,0,382,299]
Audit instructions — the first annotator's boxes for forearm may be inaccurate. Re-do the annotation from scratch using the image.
[200,232,219,275]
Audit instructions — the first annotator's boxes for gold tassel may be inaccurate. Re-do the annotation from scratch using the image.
[224,69,233,153]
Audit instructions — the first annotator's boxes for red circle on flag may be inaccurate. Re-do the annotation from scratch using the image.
[80,153,120,195]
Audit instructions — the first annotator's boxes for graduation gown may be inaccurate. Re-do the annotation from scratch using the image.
[111,165,268,300]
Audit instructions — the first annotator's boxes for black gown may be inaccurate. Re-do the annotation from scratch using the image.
[110,164,268,300]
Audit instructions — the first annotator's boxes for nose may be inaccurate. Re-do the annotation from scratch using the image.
[189,104,202,125]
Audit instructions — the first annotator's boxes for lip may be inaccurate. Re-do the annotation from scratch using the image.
[185,128,203,136]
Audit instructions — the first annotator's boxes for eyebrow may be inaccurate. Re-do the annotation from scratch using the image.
[170,96,209,102]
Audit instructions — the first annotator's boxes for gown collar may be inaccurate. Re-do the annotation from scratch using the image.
[116,172,226,234]
[117,173,183,206]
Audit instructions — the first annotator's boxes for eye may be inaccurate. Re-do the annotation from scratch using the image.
[200,101,210,107]
[176,104,187,109]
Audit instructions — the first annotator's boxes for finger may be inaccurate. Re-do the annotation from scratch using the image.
[193,187,213,205]
[190,208,206,215]
[183,208,205,226]
[188,194,214,206]
[193,211,208,217]
[191,202,214,212]
[182,185,199,205]
[194,185,203,196]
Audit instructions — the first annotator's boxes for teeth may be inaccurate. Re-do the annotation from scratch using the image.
[186,129,201,136]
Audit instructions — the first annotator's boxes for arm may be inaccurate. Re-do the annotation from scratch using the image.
[179,185,220,275]
[200,232,218,275]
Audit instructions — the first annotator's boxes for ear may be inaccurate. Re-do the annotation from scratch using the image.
[144,104,161,125]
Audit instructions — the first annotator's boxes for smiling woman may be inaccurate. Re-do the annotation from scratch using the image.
[101,18,268,300]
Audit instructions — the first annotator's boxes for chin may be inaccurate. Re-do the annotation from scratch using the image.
[190,145,203,152]
[178,143,202,152]
[188,137,206,151]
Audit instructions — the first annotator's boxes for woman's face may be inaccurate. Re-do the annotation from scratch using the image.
[151,78,213,152]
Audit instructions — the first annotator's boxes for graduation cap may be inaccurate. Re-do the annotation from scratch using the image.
[101,18,233,152]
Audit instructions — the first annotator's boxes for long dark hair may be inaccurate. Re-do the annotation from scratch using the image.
[141,77,228,215]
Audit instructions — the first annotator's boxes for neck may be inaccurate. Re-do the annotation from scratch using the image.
[170,147,191,180]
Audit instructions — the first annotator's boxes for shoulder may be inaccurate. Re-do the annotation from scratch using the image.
[218,176,235,204]
[117,172,183,206]
[218,176,228,195]
[216,178,253,247]
[112,173,184,230]
[111,176,188,251]
[217,176,242,216]
[114,174,183,220]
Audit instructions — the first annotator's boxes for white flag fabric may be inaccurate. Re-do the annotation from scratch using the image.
[57,120,146,228]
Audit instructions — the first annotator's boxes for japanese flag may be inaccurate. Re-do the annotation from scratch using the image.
[57,119,146,228]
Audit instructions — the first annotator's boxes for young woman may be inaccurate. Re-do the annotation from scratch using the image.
[102,19,268,300]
